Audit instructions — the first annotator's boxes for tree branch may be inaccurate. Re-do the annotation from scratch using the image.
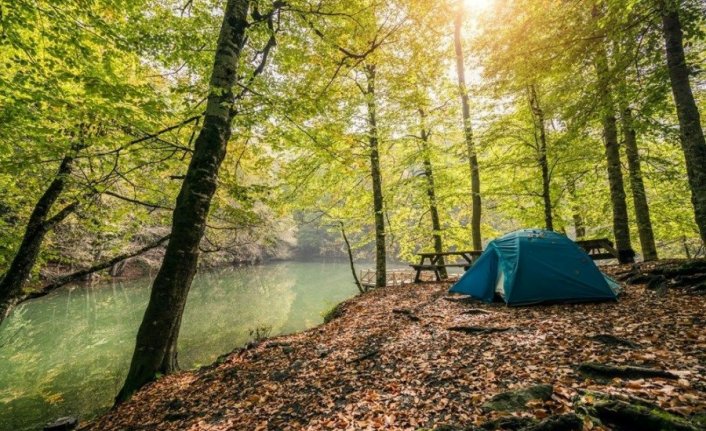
[33,235,172,296]
[43,201,80,229]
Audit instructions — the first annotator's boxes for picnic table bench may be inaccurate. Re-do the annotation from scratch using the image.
[411,250,482,283]
[575,238,619,260]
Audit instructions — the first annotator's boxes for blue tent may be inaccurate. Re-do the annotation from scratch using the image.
[449,229,619,305]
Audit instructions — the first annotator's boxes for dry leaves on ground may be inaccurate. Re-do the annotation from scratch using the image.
[84,266,706,431]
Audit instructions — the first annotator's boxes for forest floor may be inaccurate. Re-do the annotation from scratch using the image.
[83,263,706,431]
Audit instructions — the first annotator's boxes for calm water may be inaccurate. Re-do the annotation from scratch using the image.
[0,261,359,430]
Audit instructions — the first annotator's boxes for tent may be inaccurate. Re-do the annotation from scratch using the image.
[449,229,620,305]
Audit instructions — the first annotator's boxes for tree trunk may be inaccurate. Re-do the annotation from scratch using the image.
[527,85,553,231]
[339,222,363,294]
[116,0,250,402]
[683,236,691,259]
[573,213,586,240]
[419,109,447,279]
[453,6,482,251]
[364,64,386,289]
[661,1,706,246]
[621,107,658,261]
[567,180,586,239]
[596,47,635,264]
[0,150,79,321]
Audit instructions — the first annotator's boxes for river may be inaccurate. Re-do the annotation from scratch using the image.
[0,261,360,430]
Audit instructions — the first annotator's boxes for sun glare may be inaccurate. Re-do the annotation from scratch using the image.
[464,0,494,12]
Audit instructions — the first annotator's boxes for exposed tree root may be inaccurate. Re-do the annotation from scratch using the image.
[392,308,420,322]
[447,326,512,335]
[591,400,697,431]
[442,295,476,303]
[460,308,493,315]
[613,259,706,295]
[588,334,641,349]
[577,362,678,381]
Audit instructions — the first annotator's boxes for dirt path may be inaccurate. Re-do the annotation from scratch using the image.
[84,280,706,430]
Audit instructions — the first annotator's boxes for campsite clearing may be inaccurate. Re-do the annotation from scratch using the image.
[450,230,619,305]
[86,266,706,431]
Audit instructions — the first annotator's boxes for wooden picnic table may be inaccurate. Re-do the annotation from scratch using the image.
[411,250,483,283]
[575,238,619,260]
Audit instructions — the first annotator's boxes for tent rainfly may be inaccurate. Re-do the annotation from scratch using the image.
[449,229,620,306]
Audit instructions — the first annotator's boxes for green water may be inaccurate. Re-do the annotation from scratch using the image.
[0,261,358,431]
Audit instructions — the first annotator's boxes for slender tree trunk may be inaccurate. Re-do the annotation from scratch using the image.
[621,106,658,261]
[660,1,706,246]
[602,111,634,263]
[0,149,79,321]
[527,85,553,231]
[453,6,482,251]
[596,47,635,263]
[573,214,586,239]
[116,0,250,402]
[567,180,586,239]
[419,109,447,279]
[683,236,692,259]
[364,64,386,289]
[339,222,363,294]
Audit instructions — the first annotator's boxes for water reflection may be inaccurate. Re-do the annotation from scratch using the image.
[0,261,357,431]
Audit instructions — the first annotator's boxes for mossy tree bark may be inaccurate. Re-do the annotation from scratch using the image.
[596,46,634,263]
[528,85,553,231]
[419,109,447,279]
[364,64,386,289]
[621,106,657,261]
[454,5,482,251]
[660,1,706,246]
[0,147,80,321]
[116,0,251,402]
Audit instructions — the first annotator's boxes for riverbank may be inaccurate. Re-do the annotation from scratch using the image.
[0,262,361,431]
[83,269,706,430]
